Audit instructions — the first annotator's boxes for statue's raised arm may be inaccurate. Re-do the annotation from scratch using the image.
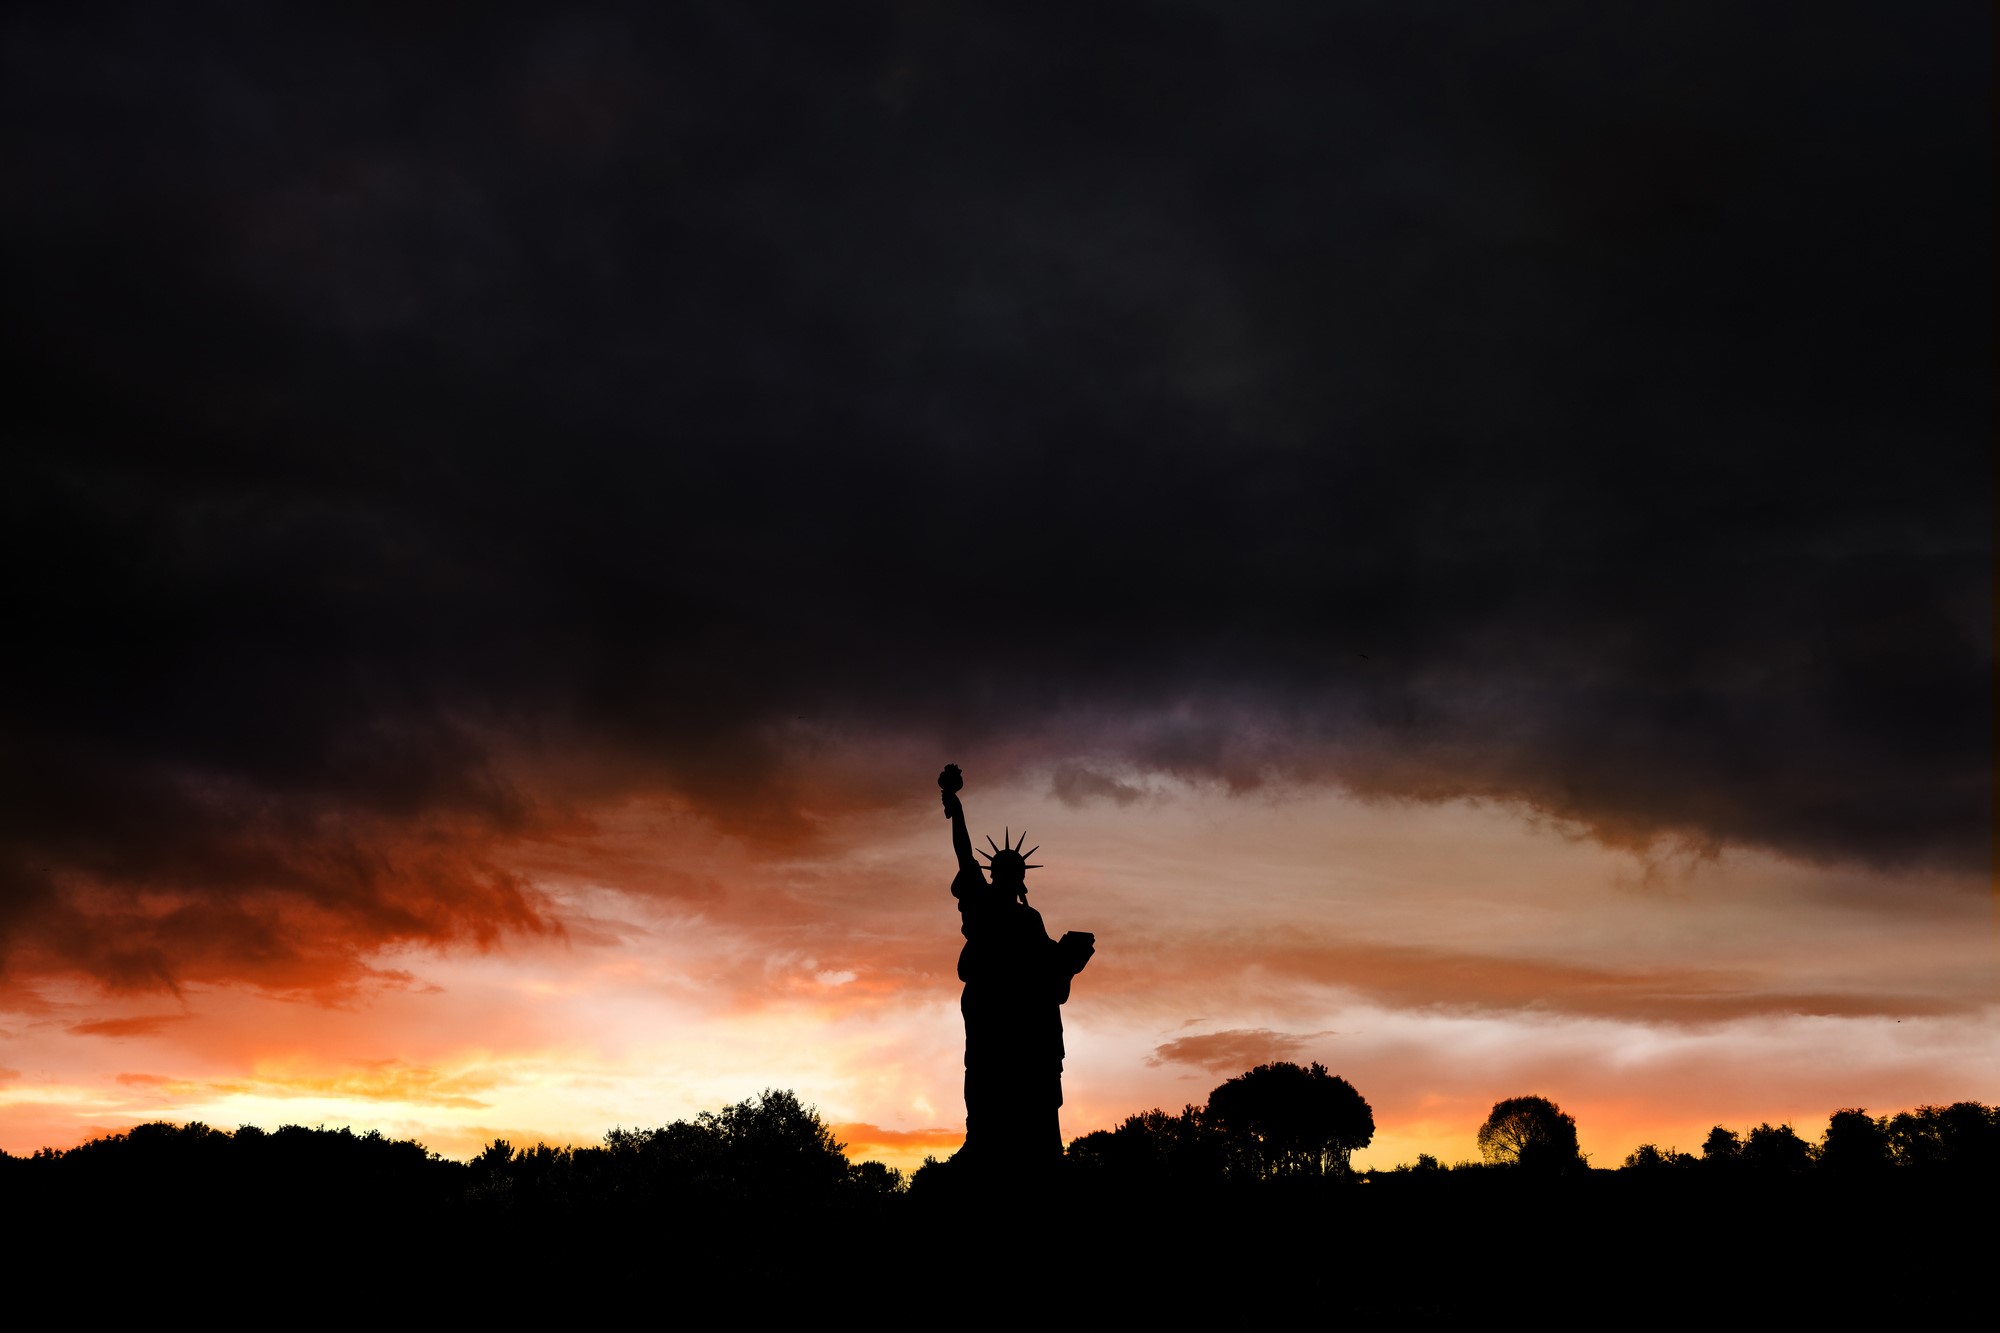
[939,764,983,894]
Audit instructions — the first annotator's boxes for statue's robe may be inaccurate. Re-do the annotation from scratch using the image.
[953,866,1089,1165]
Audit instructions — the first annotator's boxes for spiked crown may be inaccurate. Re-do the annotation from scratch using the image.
[978,827,1041,878]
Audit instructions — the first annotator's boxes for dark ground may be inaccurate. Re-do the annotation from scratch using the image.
[13,1163,1980,1319]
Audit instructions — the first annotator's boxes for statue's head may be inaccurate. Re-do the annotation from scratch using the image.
[978,828,1040,896]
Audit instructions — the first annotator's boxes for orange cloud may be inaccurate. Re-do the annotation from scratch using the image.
[89,1061,511,1110]
[1100,934,1970,1027]
[831,1123,964,1154]
[7,796,565,1000]
[830,1122,965,1174]
[226,1061,509,1108]
[68,1015,189,1038]
[1149,1028,1338,1073]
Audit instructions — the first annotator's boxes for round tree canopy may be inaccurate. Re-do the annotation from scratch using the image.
[1204,1061,1375,1177]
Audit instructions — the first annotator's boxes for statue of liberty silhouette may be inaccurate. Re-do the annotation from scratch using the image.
[938,764,1095,1171]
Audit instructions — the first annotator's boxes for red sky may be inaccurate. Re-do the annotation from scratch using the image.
[5,771,1990,1175]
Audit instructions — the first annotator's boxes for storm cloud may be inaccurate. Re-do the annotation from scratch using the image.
[2,3,1987,987]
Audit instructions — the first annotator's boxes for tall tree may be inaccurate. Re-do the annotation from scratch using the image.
[1886,1102,2000,1172]
[1204,1063,1375,1178]
[1700,1125,1743,1165]
[1742,1122,1814,1174]
[1477,1096,1584,1172]
[1819,1109,1891,1173]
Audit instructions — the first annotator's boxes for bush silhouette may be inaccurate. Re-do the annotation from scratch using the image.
[1622,1143,1694,1171]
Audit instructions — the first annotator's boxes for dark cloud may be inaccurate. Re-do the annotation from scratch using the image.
[1049,763,1145,808]
[2,3,1987,986]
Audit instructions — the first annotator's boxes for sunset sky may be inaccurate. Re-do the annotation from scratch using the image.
[3,4,1990,1176]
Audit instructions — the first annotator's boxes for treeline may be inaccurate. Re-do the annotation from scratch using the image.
[2,1088,899,1225]
[1617,1102,2000,1176]
[465,1088,905,1214]
[11,1072,1988,1317]
[8,1070,1995,1218]
[1051,1061,1375,1191]
[1048,1067,2000,1191]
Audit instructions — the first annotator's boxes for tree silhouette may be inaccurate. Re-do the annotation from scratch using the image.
[1477,1095,1584,1172]
[1386,1152,1445,1175]
[1621,1143,1693,1170]
[461,1088,864,1215]
[1742,1122,1813,1174]
[846,1159,906,1195]
[1700,1125,1743,1165]
[1067,1105,1226,1186]
[700,1087,853,1197]
[1204,1062,1375,1178]
[1886,1102,2000,1172]
[1819,1109,1891,1173]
